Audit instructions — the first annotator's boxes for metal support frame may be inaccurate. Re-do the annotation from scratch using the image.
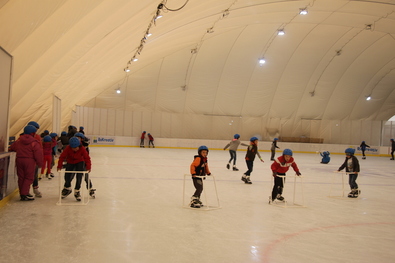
[182,174,221,210]
[56,170,90,206]
[269,174,306,208]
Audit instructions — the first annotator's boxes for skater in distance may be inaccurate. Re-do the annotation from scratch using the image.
[241,137,264,184]
[223,134,248,171]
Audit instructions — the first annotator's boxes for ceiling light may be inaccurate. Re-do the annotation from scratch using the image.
[258,58,266,66]
[365,24,372,30]
[366,96,371,101]
[147,33,152,37]
[124,67,130,73]
[116,89,121,94]
[277,29,285,36]
[299,8,308,15]
[133,58,138,62]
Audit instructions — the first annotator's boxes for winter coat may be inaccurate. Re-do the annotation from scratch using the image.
[9,134,43,167]
[271,155,300,174]
[190,155,210,176]
[57,144,91,171]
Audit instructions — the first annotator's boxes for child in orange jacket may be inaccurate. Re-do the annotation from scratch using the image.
[189,146,211,208]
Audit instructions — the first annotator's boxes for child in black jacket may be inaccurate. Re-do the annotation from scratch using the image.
[338,148,360,198]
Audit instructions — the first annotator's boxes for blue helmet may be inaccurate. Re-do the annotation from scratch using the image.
[250,137,258,142]
[69,137,80,148]
[27,121,40,129]
[24,125,37,135]
[362,141,365,143]
[61,131,67,136]
[198,145,209,154]
[324,151,330,155]
[50,133,58,138]
[391,139,394,141]
[345,148,355,156]
[80,126,84,130]
[74,132,85,139]
[234,134,240,139]
[43,135,52,142]
[283,149,293,156]
[274,138,278,141]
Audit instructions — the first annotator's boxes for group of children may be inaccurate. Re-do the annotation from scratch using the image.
[189,134,364,208]
[9,122,95,201]
[140,131,155,148]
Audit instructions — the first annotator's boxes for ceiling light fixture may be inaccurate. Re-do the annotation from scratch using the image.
[366,96,371,101]
[299,8,308,15]
[258,58,266,66]
[124,67,130,73]
[277,29,285,36]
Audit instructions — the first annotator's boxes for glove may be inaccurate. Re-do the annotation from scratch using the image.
[296,171,301,176]
[272,171,277,177]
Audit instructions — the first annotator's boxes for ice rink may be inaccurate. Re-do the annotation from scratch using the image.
[1,147,394,263]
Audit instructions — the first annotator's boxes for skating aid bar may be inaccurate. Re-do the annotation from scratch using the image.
[56,170,91,206]
[182,174,221,210]
[269,174,305,208]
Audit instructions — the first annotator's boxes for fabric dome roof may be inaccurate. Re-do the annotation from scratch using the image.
[1,0,395,138]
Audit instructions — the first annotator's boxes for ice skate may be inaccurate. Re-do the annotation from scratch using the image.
[38,174,43,180]
[276,194,285,201]
[390,158,394,160]
[89,189,96,198]
[362,156,366,159]
[348,189,356,198]
[232,166,239,171]
[61,187,72,199]
[189,196,201,208]
[244,176,252,184]
[241,174,247,182]
[33,188,42,198]
[50,173,55,178]
[20,194,35,201]
[46,174,52,180]
[352,189,361,198]
[74,190,81,201]
[226,163,230,169]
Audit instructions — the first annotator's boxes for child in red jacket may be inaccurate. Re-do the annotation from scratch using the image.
[270,149,301,202]
[40,135,56,180]
[57,137,91,201]
[9,125,43,201]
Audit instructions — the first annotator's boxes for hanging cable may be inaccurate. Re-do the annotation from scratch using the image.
[162,0,190,12]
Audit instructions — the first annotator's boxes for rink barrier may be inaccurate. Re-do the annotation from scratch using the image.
[56,170,91,206]
[269,174,306,208]
[182,174,221,211]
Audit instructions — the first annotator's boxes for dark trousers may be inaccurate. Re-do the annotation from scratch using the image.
[271,149,275,160]
[348,173,358,189]
[245,160,254,176]
[64,162,86,190]
[140,139,145,147]
[149,141,154,147]
[192,177,203,198]
[228,150,236,165]
[271,173,286,200]
[362,150,366,157]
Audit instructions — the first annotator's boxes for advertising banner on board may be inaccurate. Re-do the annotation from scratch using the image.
[91,136,116,145]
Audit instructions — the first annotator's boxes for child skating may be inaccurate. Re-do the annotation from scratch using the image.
[270,138,280,161]
[241,137,264,184]
[270,149,301,202]
[337,148,360,198]
[223,134,248,171]
[189,146,211,208]
[320,151,330,164]
[359,141,370,159]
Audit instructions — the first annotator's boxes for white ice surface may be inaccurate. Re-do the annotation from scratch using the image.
[0,147,394,263]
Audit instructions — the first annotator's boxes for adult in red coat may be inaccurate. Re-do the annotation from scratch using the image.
[270,149,301,202]
[9,125,44,201]
[57,137,91,201]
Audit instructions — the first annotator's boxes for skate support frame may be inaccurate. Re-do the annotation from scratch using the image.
[56,170,91,206]
[328,171,350,199]
[182,174,221,210]
[269,174,306,208]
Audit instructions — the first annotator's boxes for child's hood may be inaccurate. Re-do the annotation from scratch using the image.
[19,134,37,145]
